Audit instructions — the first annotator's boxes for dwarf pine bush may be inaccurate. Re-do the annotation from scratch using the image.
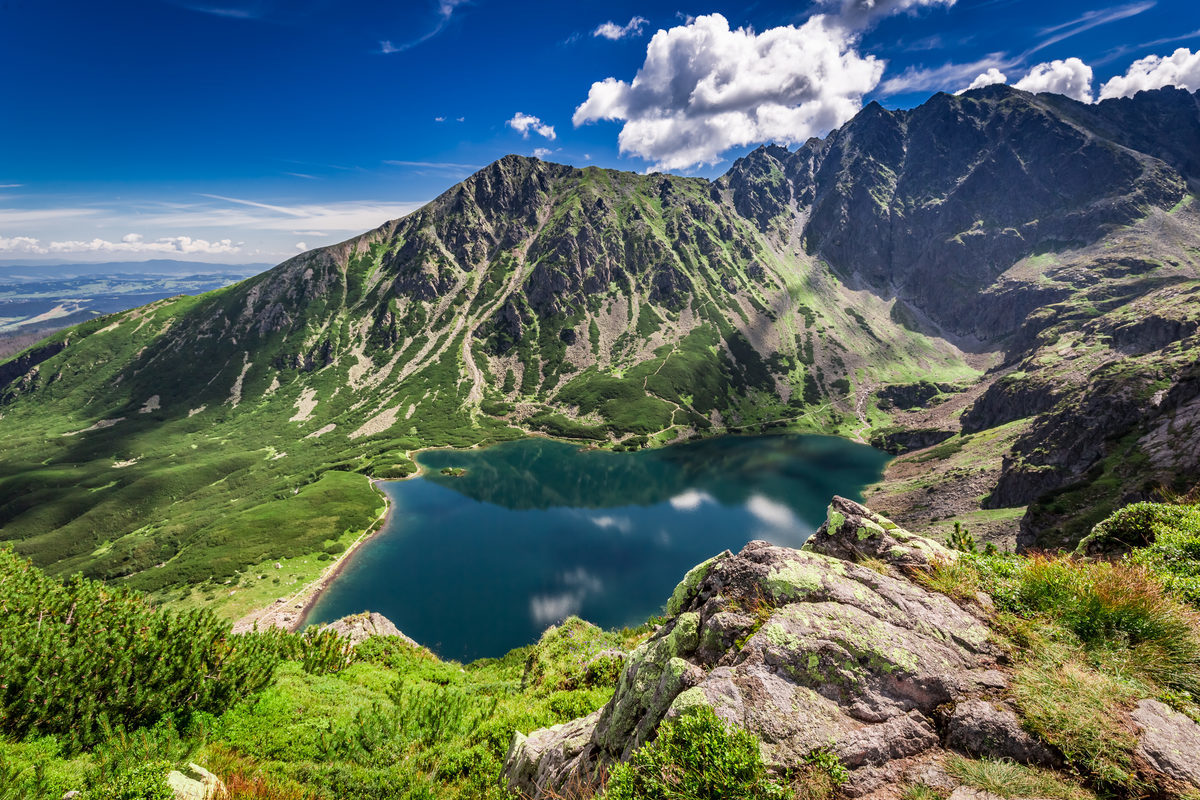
[0,547,350,751]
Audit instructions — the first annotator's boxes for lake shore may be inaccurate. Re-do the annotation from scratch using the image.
[231,476,396,634]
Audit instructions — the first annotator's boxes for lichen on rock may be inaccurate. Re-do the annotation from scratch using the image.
[504,501,1005,799]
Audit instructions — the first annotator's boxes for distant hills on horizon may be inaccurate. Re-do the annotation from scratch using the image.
[0,258,273,281]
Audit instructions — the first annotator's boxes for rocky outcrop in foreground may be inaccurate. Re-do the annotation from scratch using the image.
[320,611,417,647]
[503,497,1200,799]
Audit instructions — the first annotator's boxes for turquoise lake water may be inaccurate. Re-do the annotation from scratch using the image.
[304,435,889,661]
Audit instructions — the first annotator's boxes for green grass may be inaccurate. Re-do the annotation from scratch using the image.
[915,503,1200,794]
[945,755,1093,800]
[0,544,642,800]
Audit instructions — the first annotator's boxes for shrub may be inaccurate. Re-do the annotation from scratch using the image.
[0,548,351,751]
[93,760,174,800]
[603,706,791,800]
[1119,504,1200,606]
[522,617,625,694]
[1078,502,1200,556]
[793,749,848,800]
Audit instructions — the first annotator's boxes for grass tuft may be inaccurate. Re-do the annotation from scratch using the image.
[945,755,1094,800]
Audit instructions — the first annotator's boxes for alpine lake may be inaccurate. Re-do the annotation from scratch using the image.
[304,435,890,661]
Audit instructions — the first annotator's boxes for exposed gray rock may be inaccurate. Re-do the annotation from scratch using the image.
[1131,698,1200,791]
[320,611,417,648]
[166,762,226,800]
[835,711,940,769]
[504,710,601,800]
[805,495,958,577]
[946,699,1059,767]
[504,503,1002,798]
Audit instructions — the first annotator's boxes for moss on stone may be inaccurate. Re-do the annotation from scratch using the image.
[668,686,709,715]
[666,556,721,617]
[764,554,845,601]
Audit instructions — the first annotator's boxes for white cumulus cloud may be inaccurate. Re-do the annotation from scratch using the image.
[573,13,884,171]
[507,112,556,140]
[1013,57,1094,102]
[0,236,45,254]
[529,567,604,625]
[593,16,648,40]
[0,234,241,256]
[1100,47,1200,100]
[529,593,580,626]
[746,495,797,528]
[958,67,1008,93]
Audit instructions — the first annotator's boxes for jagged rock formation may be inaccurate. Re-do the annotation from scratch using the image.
[503,498,1200,799]
[1,86,1199,588]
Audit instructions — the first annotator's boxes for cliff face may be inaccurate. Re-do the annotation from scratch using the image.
[1,87,1199,586]
[717,86,1193,340]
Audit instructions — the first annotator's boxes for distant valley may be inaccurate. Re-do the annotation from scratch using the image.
[0,259,268,357]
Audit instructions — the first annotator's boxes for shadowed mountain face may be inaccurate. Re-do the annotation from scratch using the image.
[1,86,1198,593]
[719,85,1195,339]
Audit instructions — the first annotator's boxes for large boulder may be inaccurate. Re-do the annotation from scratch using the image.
[167,763,226,800]
[1132,699,1200,792]
[945,699,1059,767]
[320,611,418,647]
[504,502,1003,798]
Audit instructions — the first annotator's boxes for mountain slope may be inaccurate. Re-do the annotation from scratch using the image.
[1,85,1199,603]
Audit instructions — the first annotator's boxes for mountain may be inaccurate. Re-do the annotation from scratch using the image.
[1,85,1198,602]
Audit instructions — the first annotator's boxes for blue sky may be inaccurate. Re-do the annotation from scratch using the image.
[1,0,1197,263]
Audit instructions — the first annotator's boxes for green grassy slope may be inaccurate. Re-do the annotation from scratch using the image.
[0,157,975,603]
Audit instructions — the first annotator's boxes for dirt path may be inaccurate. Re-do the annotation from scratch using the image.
[852,382,874,443]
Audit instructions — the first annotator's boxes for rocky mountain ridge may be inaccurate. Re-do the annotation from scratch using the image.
[0,86,1198,591]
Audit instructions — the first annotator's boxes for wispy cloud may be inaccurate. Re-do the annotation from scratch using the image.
[0,184,23,189]
[593,16,649,40]
[384,159,480,170]
[170,0,269,19]
[0,233,241,256]
[0,195,430,263]
[879,53,1013,95]
[1091,28,1200,66]
[198,193,309,218]
[1026,1,1155,56]
[164,195,429,231]
[0,208,98,224]
[283,172,317,180]
[378,0,470,53]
